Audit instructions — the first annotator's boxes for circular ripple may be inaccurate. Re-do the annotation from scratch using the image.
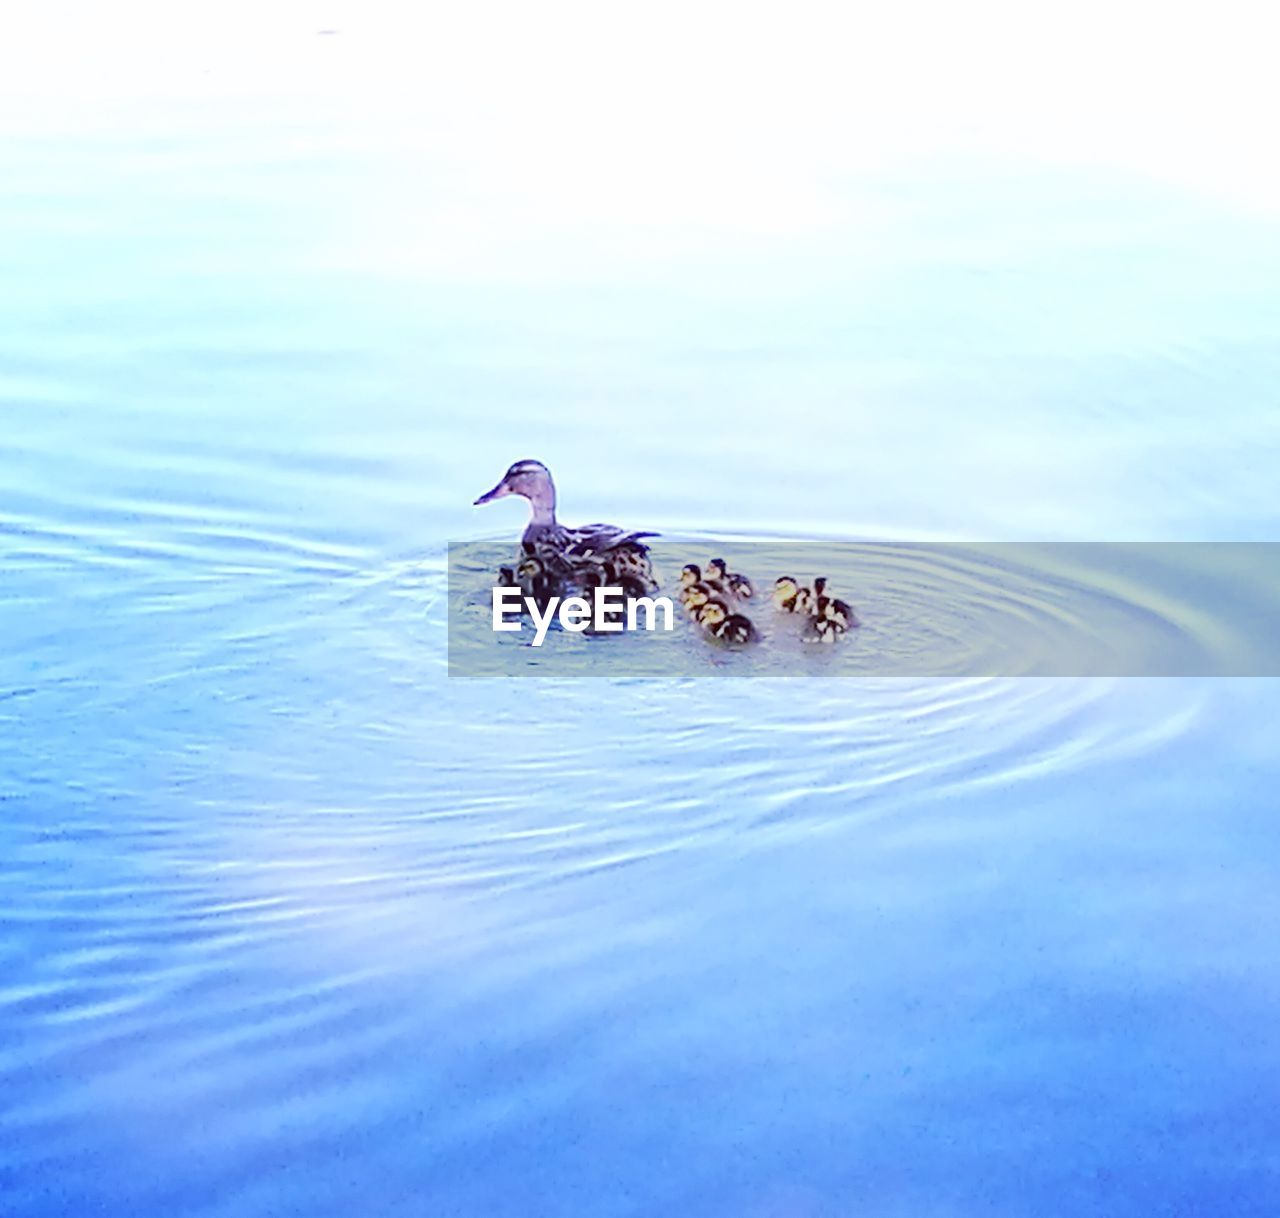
[444,536,1274,681]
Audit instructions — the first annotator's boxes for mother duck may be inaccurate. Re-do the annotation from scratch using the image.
[474,459,659,594]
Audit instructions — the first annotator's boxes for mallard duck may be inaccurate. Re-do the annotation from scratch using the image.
[707,558,753,600]
[772,576,813,614]
[475,459,658,594]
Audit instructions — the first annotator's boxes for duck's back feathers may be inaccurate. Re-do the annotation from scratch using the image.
[562,524,659,556]
[519,522,659,596]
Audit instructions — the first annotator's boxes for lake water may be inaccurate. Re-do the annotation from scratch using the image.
[3,8,1280,1216]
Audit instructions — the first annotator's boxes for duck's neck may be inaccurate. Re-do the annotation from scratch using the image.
[526,479,557,528]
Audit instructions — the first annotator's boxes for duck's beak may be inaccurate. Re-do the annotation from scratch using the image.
[473,479,510,505]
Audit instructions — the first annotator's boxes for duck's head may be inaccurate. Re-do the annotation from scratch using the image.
[474,459,557,520]
[680,564,702,588]
[706,558,728,582]
[696,599,730,628]
[773,576,798,606]
[516,554,544,580]
[814,576,827,597]
[683,583,712,610]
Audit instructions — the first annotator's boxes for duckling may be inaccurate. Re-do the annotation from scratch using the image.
[800,593,859,643]
[681,565,721,611]
[586,571,649,630]
[804,613,844,644]
[825,596,860,629]
[693,598,731,630]
[695,599,758,645]
[681,581,716,612]
[687,559,729,598]
[497,565,517,587]
[707,557,753,600]
[579,561,638,598]
[515,553,556,611]
[714,613,758,645]
[772,576,814,614]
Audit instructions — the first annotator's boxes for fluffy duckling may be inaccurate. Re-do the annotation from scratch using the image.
[516,553,555,610]
[805,613,845,644]
[825,596,860,629]
[715,614,758,645]
[800,592,861,642]
[693,598,730,628]
[707,557,753,600]
[585,571,649,630]
[681,565,720,612]
[695,598,758,645]
[575,558,649,602]
[686,560,730,598]
[682,581,716,613]
[773,576,814,614]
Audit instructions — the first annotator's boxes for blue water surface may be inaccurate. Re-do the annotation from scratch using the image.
[3,9,1280,1217]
